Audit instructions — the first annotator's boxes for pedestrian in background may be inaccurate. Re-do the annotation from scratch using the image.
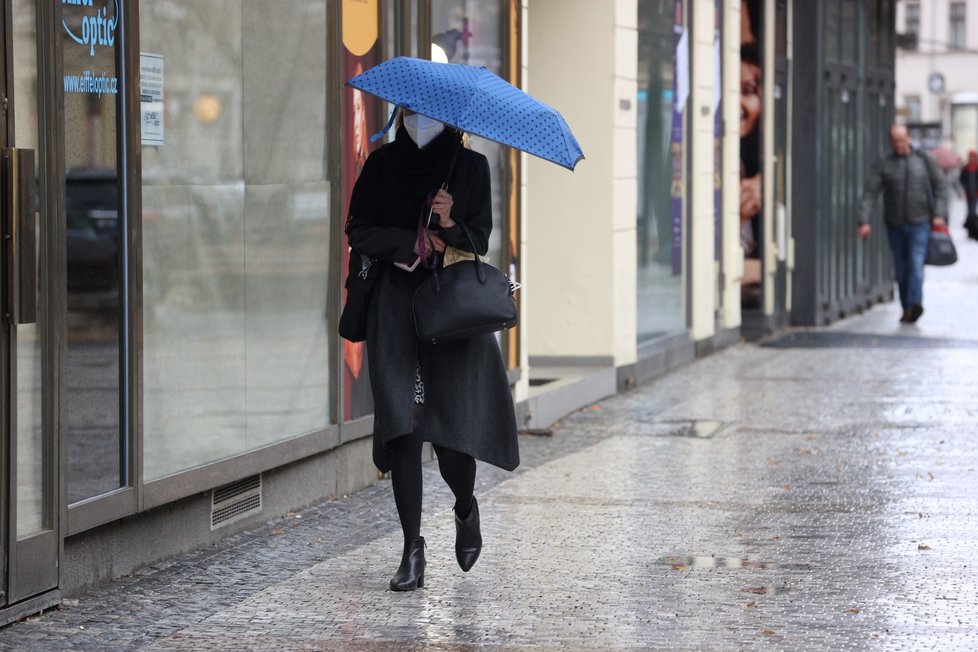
[859,124,947,323]
[961,149,978,240]
[346,109,519,592]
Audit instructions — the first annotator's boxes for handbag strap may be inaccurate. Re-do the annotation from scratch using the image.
[454,220,487,283]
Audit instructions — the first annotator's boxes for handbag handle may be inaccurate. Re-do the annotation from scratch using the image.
[425,222,485,294]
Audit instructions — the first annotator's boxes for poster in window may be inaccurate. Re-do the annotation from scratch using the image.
[342,0,380,421]
[740,0,764,308]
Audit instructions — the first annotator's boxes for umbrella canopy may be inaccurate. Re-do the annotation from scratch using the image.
[929,146,962,170]
[347,57,584,171]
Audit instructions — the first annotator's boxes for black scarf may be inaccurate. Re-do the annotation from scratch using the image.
[386,125,463,201]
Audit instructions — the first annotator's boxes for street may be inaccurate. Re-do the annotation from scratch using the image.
[3,227,977,650]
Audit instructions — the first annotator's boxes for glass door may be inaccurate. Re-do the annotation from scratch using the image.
[1,0,59,610]
[61,0,131,520]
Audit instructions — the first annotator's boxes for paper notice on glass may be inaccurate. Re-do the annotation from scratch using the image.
[676,29,690,113]
[140,53,164,146]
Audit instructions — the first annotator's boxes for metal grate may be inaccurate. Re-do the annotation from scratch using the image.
[211,474,262,530]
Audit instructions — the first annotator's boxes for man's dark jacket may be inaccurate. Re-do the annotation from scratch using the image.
[859,148,947,227]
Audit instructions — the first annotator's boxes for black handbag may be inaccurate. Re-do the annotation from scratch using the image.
[338,249,379,342]
[925,226,957,266]
[412,223,518,344]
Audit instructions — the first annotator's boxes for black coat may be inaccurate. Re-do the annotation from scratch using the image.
[347,127,520,473]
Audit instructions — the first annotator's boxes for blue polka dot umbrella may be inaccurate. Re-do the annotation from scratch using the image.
[347,57,584,171]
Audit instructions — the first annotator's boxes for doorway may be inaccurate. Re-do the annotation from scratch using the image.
[0,0,61,623]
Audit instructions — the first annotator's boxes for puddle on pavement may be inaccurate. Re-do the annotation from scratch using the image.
[656,420,725,438]
[659,555,809,574]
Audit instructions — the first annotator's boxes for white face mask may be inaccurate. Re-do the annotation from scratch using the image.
[403,113,445,148]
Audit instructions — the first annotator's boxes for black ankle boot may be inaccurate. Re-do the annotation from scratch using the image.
[390,537,426,591]
[454,497,482,572]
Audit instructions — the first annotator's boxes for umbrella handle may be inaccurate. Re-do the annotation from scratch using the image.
[440,131,465,190]
[417,131,466,271]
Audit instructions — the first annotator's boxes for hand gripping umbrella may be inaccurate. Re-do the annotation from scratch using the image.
[347,56,584,171]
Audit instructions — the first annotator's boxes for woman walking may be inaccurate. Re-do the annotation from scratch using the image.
[961,150,978,239]
[346,110,519,591]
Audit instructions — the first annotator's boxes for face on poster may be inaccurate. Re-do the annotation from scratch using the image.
[740,0,763,309]
[342,0,380,421]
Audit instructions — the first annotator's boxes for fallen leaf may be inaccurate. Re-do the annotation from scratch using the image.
[671,563,689,571]
[767,456,780,465]
[928,471,935,480]
[918,544,932,550]
[272,529,286,535]
[745,587,767,595]
[592,405,602,412]
[781,484,793,491]
[762,629,775,637]
[845,608,860,615]
[805,434,818,442]
[745,601,757,609]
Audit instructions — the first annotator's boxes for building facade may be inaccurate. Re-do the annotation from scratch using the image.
[0,0,894,625]
[895,0,978,158]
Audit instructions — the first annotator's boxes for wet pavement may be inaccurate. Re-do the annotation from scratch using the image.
[3,228,978,649]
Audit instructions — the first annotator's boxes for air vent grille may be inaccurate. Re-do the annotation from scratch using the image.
[211,474,262,530]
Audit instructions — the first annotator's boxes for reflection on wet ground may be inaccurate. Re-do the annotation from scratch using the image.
[761,329,978,349]
[4,232,978,649]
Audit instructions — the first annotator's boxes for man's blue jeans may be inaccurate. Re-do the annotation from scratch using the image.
[885,222,930,309]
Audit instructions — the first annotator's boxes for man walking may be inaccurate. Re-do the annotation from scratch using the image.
[859,124,947,323]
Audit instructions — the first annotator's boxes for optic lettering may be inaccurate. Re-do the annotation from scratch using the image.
[63,0,118,57]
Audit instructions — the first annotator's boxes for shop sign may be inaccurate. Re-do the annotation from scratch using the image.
[62,0,120,98]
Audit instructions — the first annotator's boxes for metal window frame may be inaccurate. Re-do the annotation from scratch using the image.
[65,0,136,535]
[0,0,65,612]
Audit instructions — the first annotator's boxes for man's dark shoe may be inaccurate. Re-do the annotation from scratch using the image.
[907,304,924,323]
[899,309,911,323]
[454,497,482,572]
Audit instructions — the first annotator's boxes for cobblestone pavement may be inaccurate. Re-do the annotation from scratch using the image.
[3,230,978,650]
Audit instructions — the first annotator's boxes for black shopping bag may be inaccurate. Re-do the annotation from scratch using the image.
[925,226,957,267]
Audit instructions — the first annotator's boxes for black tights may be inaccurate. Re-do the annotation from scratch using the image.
[388,430,476,542]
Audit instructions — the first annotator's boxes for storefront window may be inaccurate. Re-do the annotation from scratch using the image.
[637,0,685,342]
[140,2,332,480]
[431,0,507,267]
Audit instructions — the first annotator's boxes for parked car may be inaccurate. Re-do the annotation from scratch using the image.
[66,169,119,293]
